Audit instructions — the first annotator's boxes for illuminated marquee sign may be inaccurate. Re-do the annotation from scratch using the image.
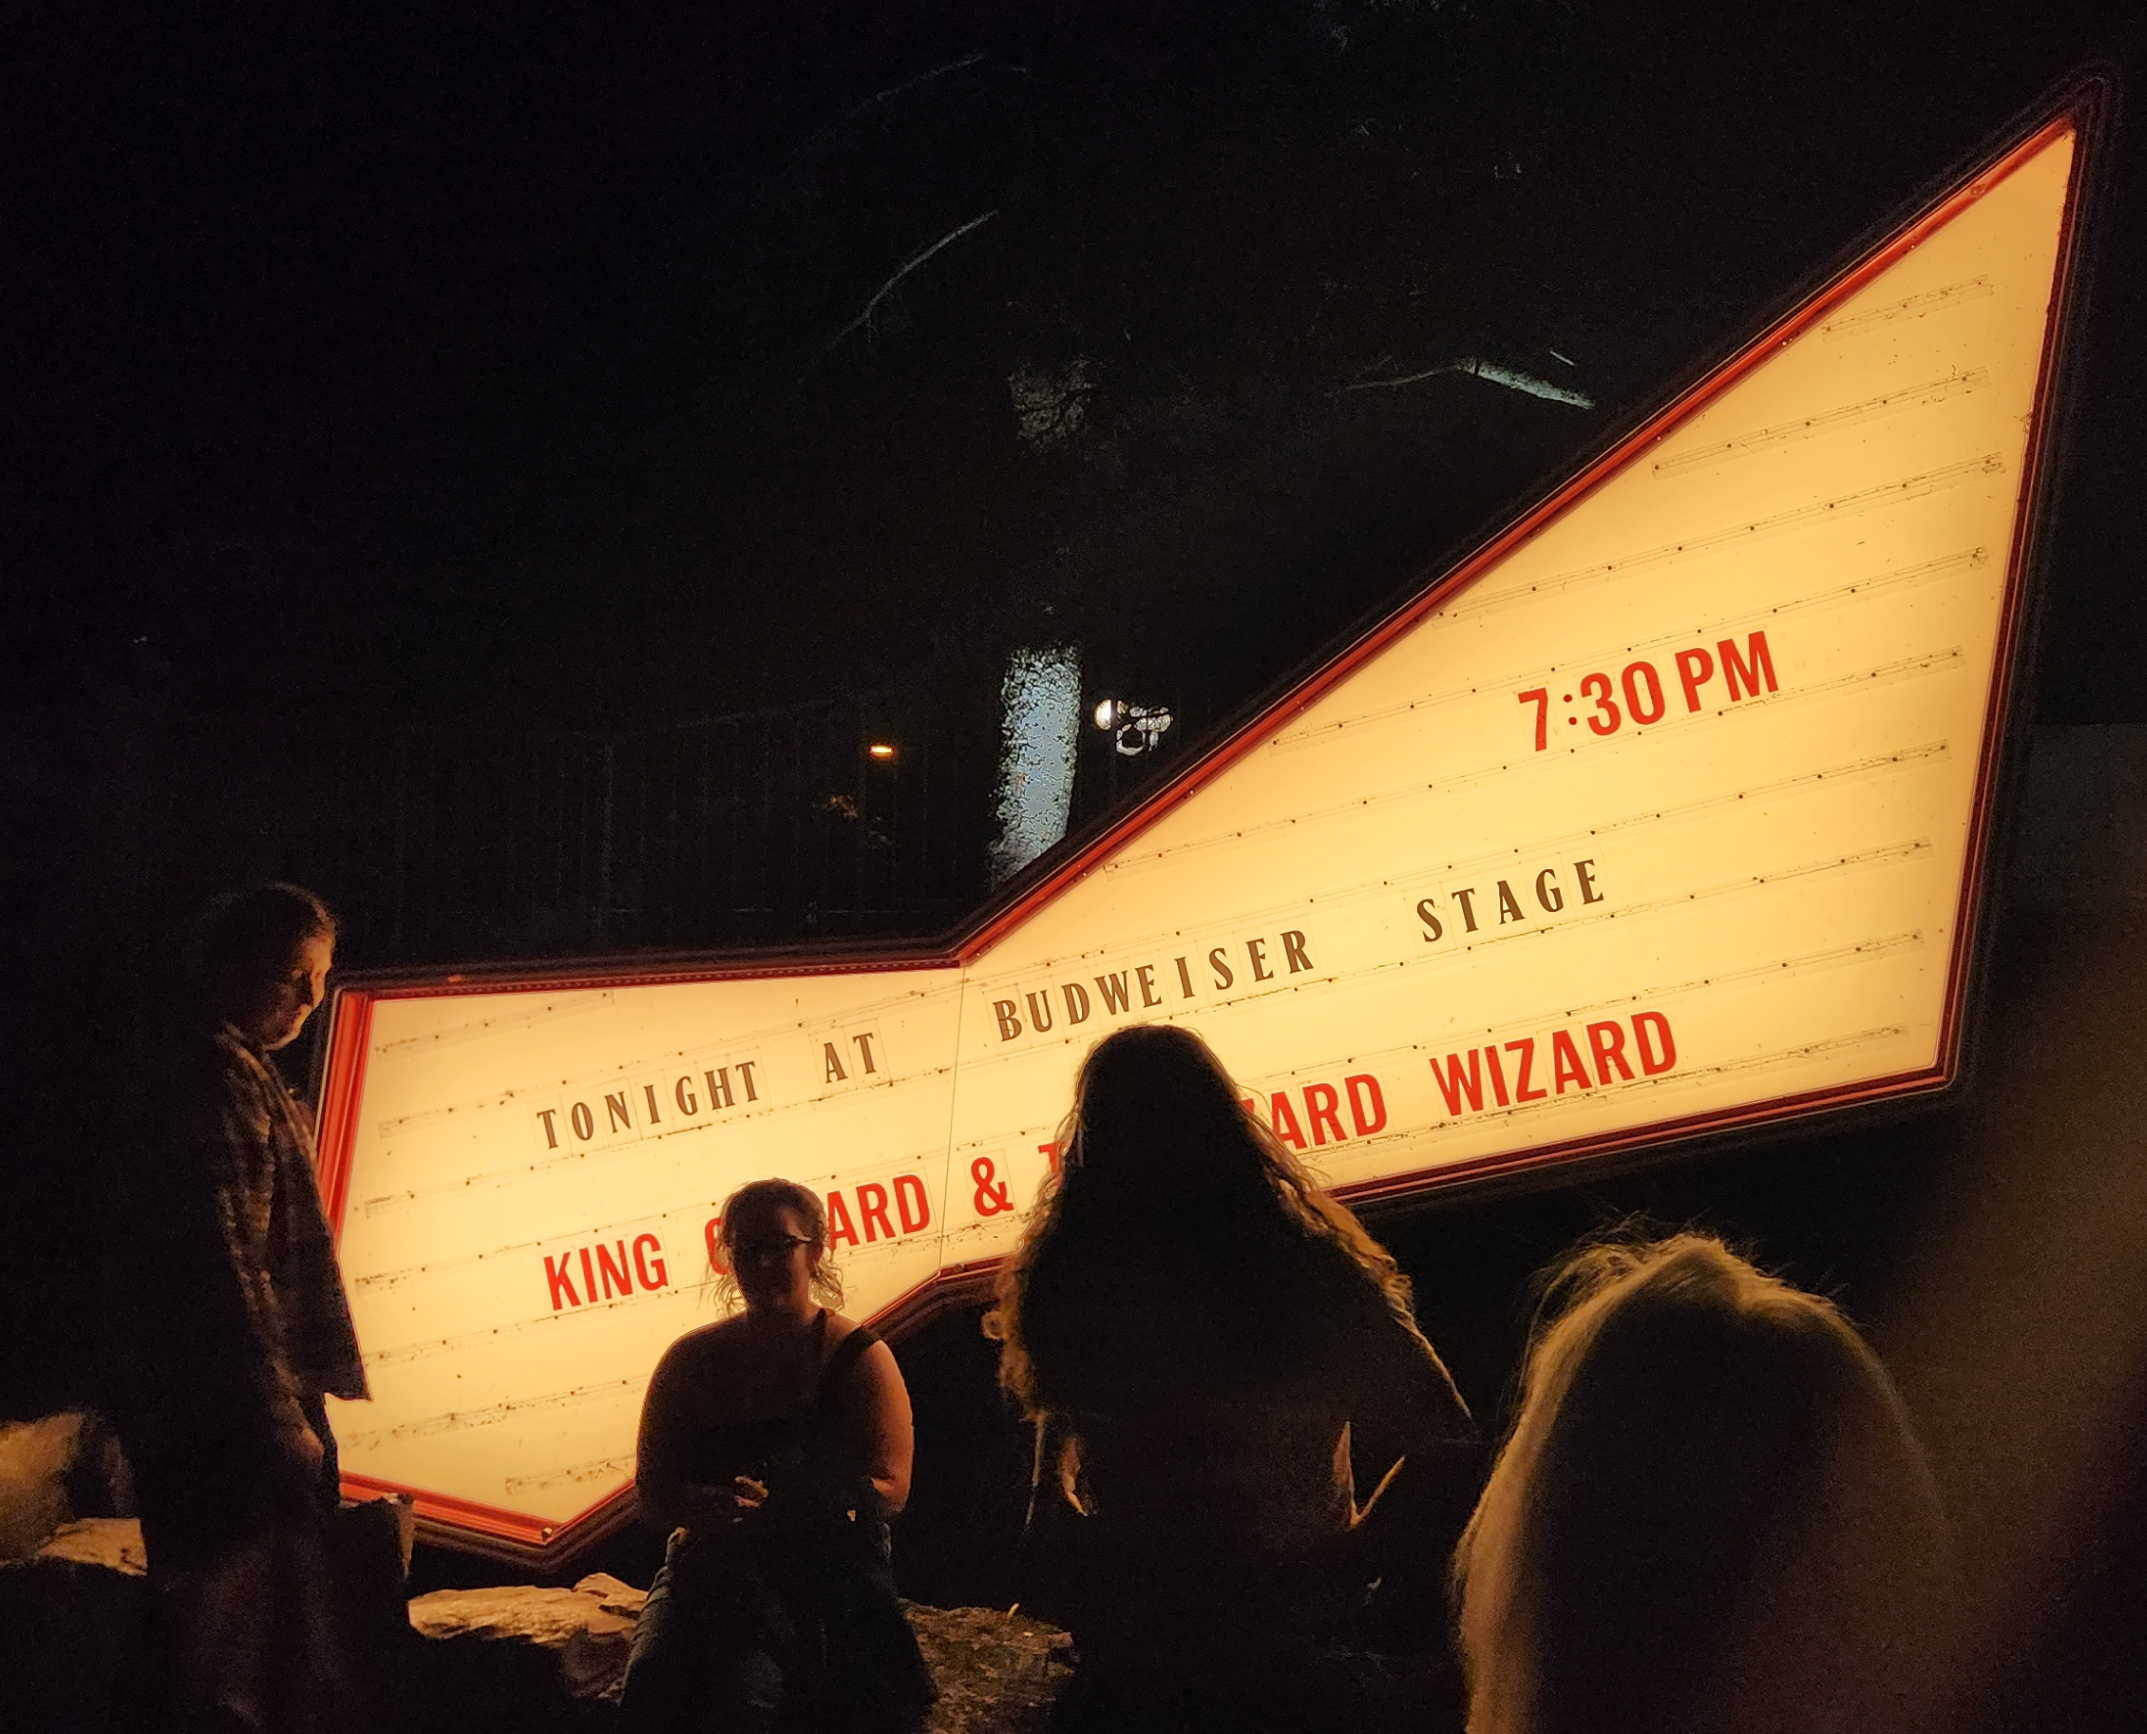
[316,98,2096,1561]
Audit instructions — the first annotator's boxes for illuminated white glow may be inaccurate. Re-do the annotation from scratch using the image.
[319,124,2082,1551]
[990,645,1082,882]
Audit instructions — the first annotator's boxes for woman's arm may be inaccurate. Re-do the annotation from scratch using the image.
[841,1338,915,1520]
[1328,1292,1482,1641]
[635,1335,757,1536]
[1345,1291,1477,1525]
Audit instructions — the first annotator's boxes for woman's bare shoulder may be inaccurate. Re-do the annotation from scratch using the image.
[654,1316,751,1374]
[824,1312,904,1380]
[823,1311,888,1362]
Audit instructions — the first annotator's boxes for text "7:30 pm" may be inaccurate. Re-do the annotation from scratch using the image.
[1518,630,1778,750]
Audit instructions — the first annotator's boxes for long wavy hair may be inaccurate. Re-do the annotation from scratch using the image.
[1453,1231,1957,1734]
[988,1024,1428,1436]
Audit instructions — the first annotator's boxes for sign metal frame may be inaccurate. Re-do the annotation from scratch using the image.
[312,78,2109,1565]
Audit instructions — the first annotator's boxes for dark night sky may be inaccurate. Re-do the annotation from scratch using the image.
[6,1,2143,750]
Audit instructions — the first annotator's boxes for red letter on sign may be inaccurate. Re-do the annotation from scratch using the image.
[825,1190,860,1250]
[1550,1030,1592,1094]
[1303,1083,1345,1146]
[1675,645,1714,711]
[1633,1012,1678,1075]
[1345,1074,1387,1137]
[595,1240,635,1299]
[544,1254,581,1311]
[1428,1052,1485,1117]
[633,1233,669,1289]
[1506,1038,1547,1103]
[857,1183,895,1243]
[1518,688,1549,751]
[1586,1021,1635,1084]
[1483,1045,1510,1108]
[1269,1091,1308,1150]
[1718,632,1778,700]
[894,1174,932,1232]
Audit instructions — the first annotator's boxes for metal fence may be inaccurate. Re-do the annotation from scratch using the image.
[257,694,990,966]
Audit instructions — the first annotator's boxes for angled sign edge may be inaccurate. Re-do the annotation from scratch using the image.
[311,80,2107,1567]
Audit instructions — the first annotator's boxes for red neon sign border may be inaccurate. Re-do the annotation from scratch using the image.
[314,83,2106,1566]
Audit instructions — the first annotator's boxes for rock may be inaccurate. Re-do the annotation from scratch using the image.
[910,1605,1076,1734]
[407,1572,645,1702]
[34,1516,148,1576]
[0,1412,85,1561]
[404,1573,646,1731]
[405,1578,1073,1732]
[0,1516,154,1733]
[0,1511,1075,1734]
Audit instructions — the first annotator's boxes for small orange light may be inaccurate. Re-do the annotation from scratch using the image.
[868,743,897,760]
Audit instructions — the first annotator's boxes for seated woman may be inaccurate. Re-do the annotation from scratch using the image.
[988,1024,1478,1731]
[1453,1232,1961,1734]
[621,1179,935,1734]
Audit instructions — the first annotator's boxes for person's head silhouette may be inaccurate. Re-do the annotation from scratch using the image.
[1455,1232,1958,1734]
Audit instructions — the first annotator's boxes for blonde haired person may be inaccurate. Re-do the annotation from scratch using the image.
[990,1025,1477,1731]
[1454,1232,1960,1734]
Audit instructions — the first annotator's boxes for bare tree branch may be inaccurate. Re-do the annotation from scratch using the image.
[799,53,998,162]
[801,212,1001,383]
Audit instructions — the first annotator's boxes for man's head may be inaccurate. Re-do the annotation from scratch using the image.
[187,884,337,1050]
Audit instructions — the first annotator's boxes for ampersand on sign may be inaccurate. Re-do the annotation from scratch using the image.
[971,1156,1013,1217]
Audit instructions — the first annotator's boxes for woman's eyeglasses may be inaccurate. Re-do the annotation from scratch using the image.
[730,1232,817,1262]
